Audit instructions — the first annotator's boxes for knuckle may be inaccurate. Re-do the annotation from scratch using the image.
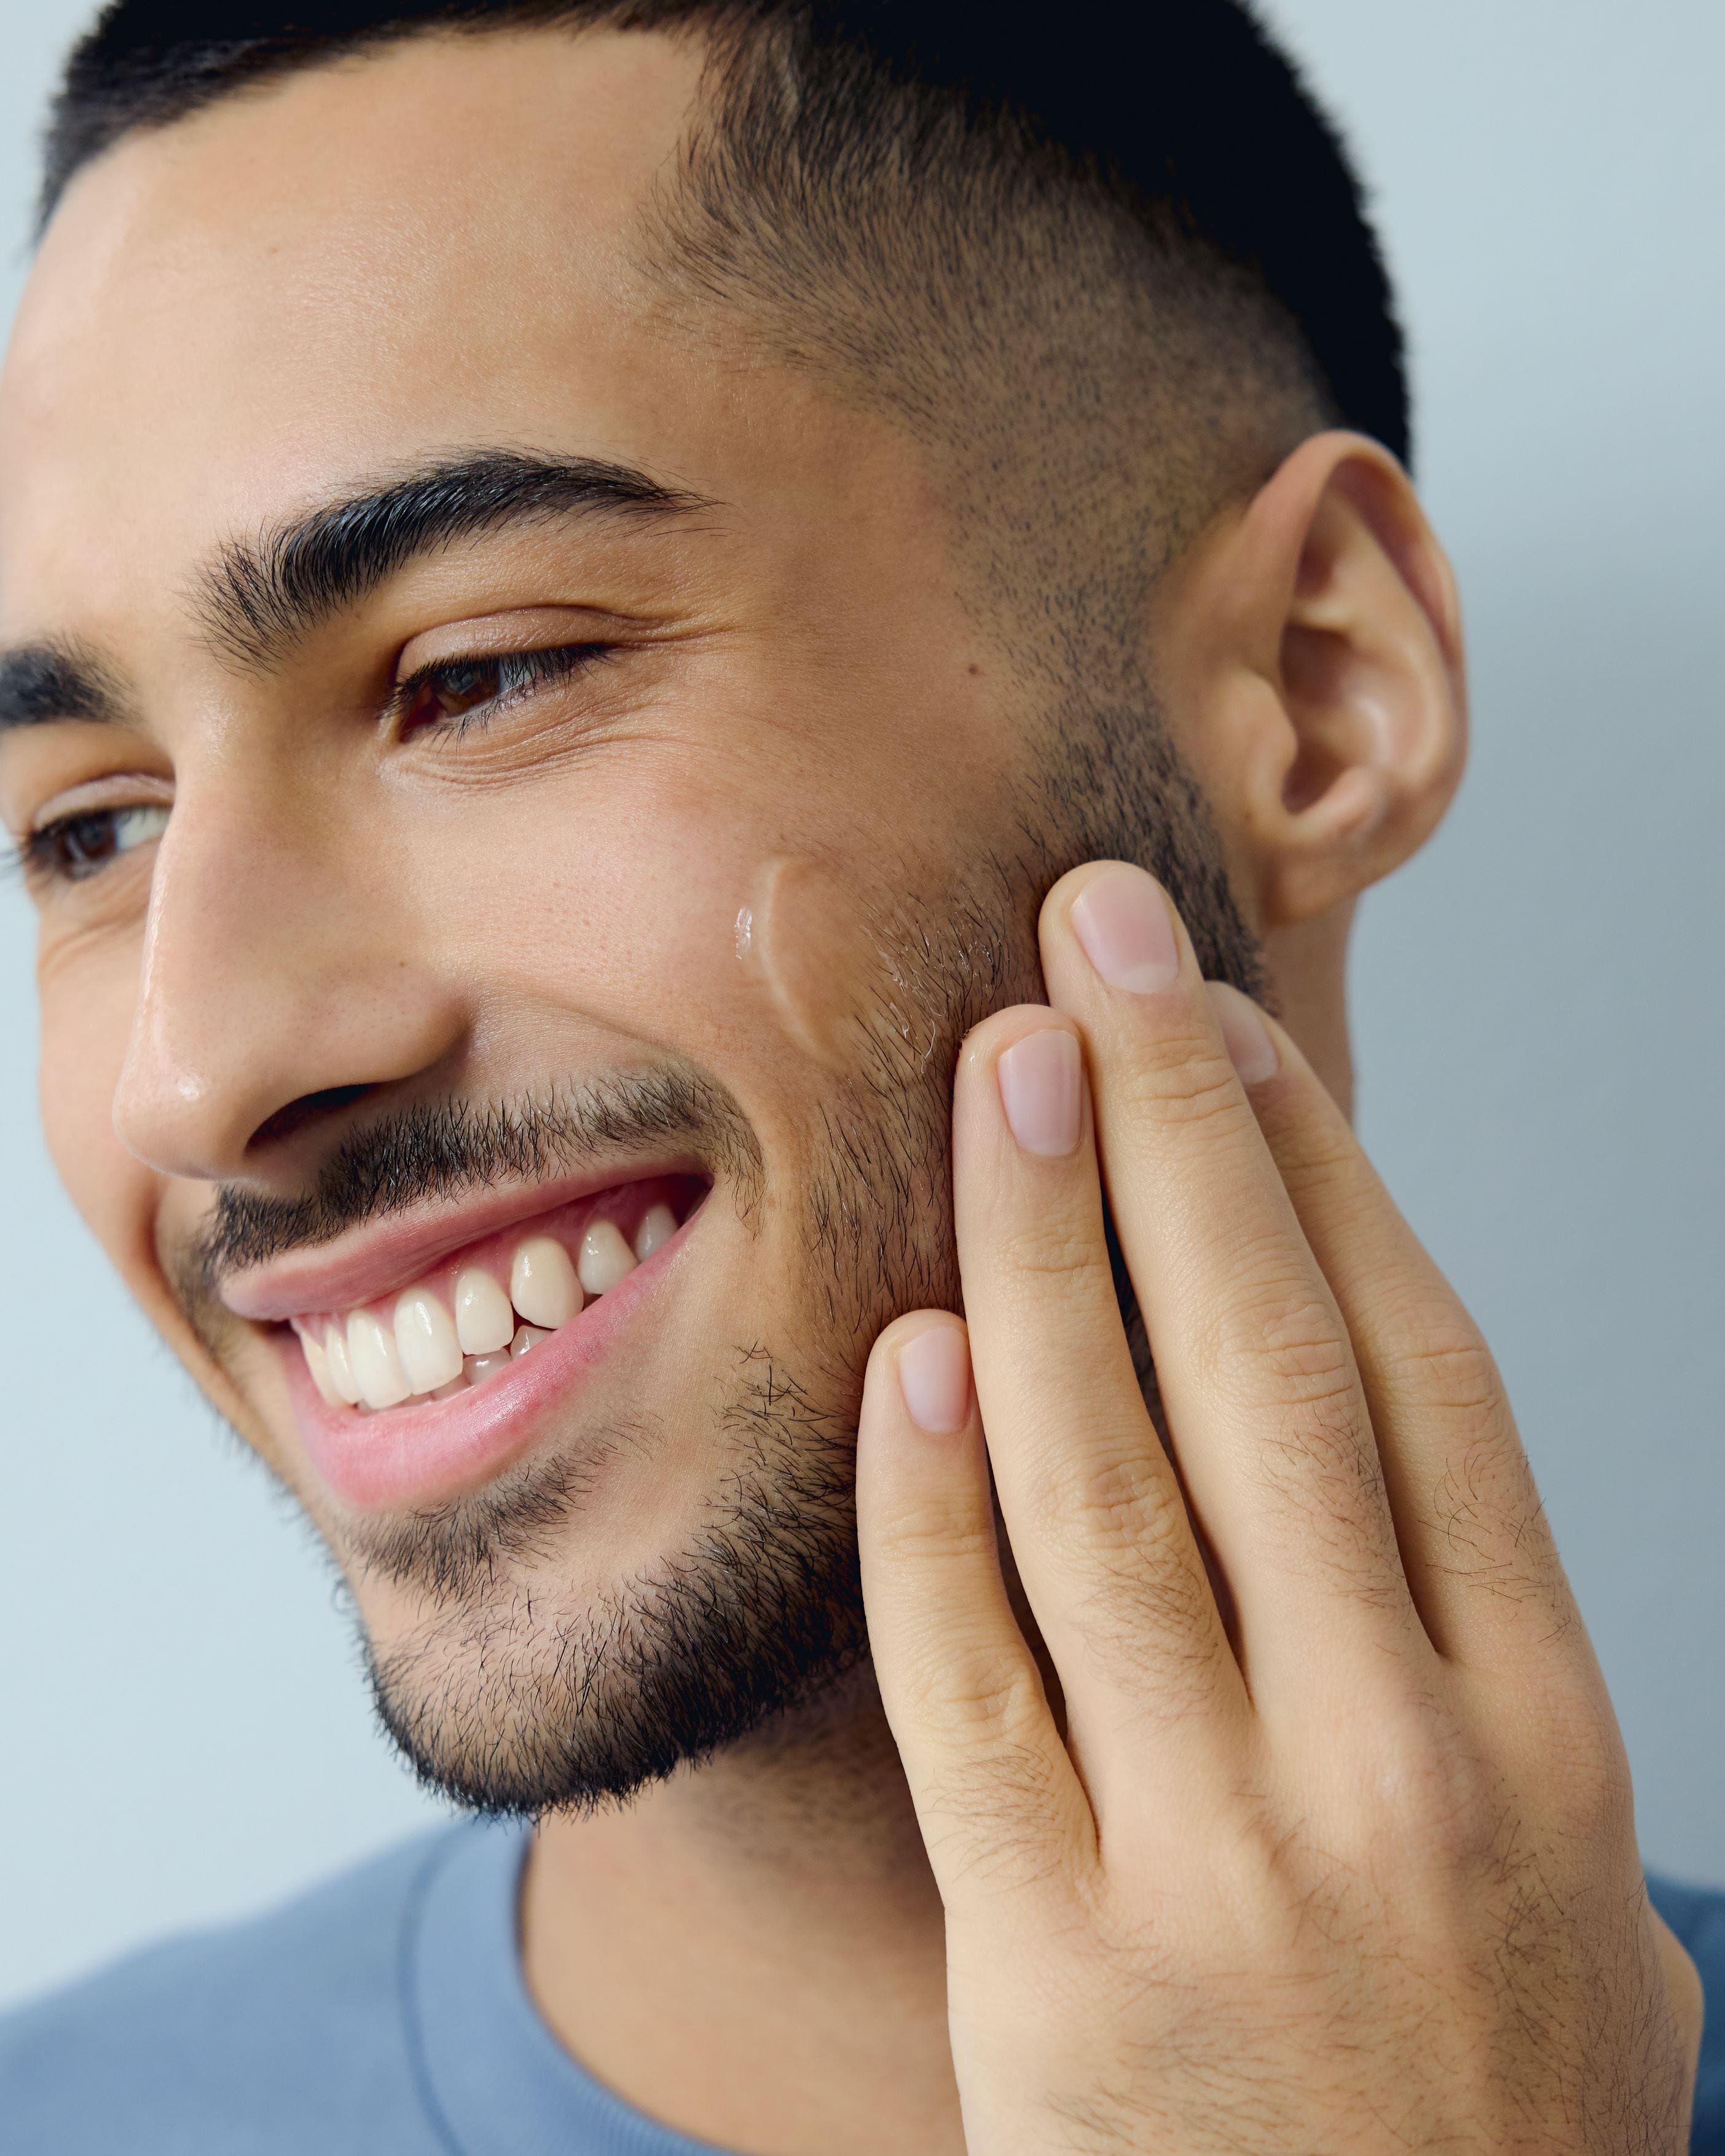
[874,1498,997,1571]
[1262,1103,1363,1199]
[1336,1685,1629,1886]
[1190,1283,1389,1541]
[1114,1031,1254,1135]
[1039,1436,1185,1552]
[1370,1710,1496,1863]
[1405,1333,1499,1416]
[1527,1689,1634,1839]
[1015,1441,1229,1699]
[914,1643,1050,1743]
[991,1213,1114,1294]
[1381,1297,1501,1414]
[1208,1280,1356,1404]
[1300,1692,1504,1876]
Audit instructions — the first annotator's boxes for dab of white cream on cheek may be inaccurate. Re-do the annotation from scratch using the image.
[734,856,859,1070]
[736,855,933,1071]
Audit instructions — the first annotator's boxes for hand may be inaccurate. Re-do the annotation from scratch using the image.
[856,860,1702,2154]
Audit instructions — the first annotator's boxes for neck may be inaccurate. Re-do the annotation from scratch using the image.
[521,1666,965,2156]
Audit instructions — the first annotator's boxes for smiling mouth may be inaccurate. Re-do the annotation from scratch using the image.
[285,1174,704,1415]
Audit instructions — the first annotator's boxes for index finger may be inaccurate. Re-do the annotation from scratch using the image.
[1037,862,1429,1700]
[948,1004,1243,1770]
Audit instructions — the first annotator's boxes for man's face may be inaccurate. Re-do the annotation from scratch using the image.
[0,25,1062,1803]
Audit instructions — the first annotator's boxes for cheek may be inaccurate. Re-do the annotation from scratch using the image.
[36,930,220,1386]
[387,762,825,1083]
[37,935,163,1282]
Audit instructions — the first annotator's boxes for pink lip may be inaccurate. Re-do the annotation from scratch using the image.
[278,1211,692,1511]
[226,1159,702,1323]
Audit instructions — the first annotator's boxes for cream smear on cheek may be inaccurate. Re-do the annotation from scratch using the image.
[734,854,938,1074]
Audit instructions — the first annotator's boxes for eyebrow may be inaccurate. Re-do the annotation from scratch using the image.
[196,449,713,671]
[0,641,124,736]
[0,450,711,734]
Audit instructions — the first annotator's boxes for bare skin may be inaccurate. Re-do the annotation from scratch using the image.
[0,24,1699,2156]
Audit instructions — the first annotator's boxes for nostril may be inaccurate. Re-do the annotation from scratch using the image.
[249,1084,376,1152]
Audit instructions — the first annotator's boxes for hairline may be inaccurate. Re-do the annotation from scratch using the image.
[34,9,724,238]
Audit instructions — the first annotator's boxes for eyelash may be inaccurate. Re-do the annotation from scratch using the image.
[387,640,613,741]
[15,802,171,888]
[14,640,612,889]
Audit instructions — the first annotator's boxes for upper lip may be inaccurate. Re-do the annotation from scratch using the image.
[219,1158,696,1325]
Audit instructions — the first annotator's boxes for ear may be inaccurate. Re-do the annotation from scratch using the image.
[1158,430,1467,929]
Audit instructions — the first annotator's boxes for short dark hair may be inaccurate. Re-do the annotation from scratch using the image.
[42,0,1407,465]
[37,0,1409,766]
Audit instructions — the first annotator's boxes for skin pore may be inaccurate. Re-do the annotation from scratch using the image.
[0,23,1468,2156]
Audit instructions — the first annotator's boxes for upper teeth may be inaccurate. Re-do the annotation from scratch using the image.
[455,1267,515,1355]
[297,1205,672,1414]
[508,1237,580,1330]
[635,1203,675,1260]
[348,1308,414,1410]
[578,1219,635,1296]
[395,1286,463,1395]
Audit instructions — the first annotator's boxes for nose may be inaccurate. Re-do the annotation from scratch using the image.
[111,775,468,1184]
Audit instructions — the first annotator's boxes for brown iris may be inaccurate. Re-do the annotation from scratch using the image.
[398,656,508,736]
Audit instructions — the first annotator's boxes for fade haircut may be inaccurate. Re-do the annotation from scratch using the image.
[42,4,1405,645]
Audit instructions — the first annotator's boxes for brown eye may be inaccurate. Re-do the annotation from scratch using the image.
[30,803,171,884]
[399,657,506,735]
[393,643,613,741]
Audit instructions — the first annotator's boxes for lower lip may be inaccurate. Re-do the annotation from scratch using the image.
[277,1225,687,1512]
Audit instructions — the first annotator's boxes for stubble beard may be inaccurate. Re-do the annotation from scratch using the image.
[351,868,1021,1819]
[179,702,1263,1820]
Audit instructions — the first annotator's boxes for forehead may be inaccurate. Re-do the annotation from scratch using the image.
[0,26,713,632]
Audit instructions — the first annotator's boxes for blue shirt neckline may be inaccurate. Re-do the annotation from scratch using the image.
[405,1816,737,2156]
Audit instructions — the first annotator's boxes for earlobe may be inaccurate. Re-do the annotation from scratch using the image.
[1178,431,1468,930]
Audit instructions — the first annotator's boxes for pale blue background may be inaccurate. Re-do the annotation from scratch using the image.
[1,0,1719,2009]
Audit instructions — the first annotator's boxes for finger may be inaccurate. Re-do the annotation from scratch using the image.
[1206,980,1578,1664]
[1038,863,1429,1698]
[855,1312,1093,1913]
[949,1005,1246,1769]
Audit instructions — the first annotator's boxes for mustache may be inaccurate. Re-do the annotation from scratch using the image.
[181,1065,761,1291]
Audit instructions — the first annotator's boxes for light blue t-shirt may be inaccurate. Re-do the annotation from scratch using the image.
[3,1817,1723,2152]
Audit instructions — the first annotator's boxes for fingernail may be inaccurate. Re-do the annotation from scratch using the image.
[898,1324,972,1434]
[1210,984,1279,1086]
[1069,868,1180,994]
[996,1028,1082,1156]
